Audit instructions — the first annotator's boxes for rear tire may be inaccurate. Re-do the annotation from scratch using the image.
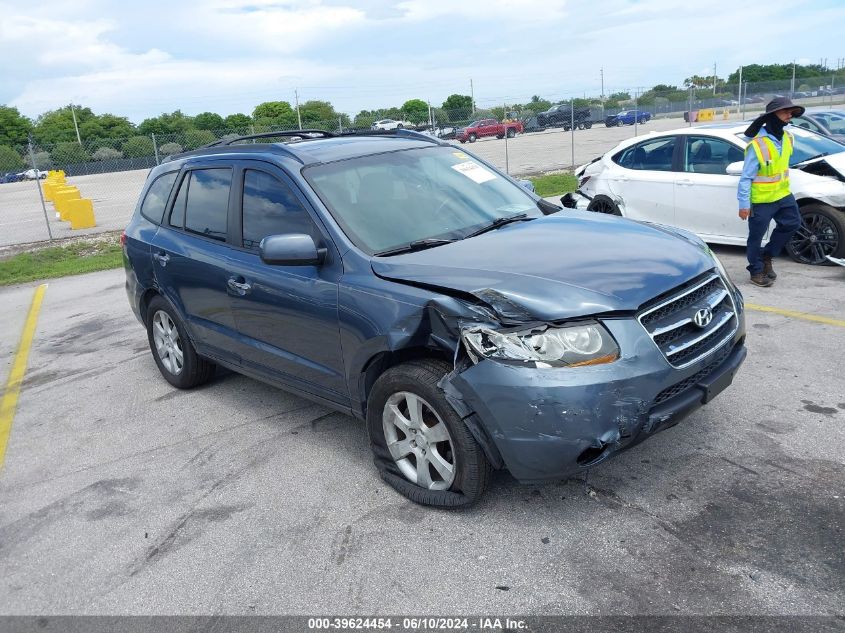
[366,360,491,507]
[146,295,215,389]
[584,121,593,129]
[587,195,621,216]
[507,127,516,138]
[786,204,845,265]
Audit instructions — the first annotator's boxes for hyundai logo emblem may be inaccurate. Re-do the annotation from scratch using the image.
[693,307,713,328]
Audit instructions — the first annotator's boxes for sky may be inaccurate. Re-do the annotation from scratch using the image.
[2,0,844,124]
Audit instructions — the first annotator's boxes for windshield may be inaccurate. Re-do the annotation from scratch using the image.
[737,127,845,166]
[304,146,540,254]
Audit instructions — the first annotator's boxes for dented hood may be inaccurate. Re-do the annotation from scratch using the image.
[371,213,716,322]
[796,151,845,181]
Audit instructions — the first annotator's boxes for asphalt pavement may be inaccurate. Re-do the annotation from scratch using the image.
[0,248,843,616]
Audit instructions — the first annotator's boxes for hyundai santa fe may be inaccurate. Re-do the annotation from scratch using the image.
[123,129,747,506]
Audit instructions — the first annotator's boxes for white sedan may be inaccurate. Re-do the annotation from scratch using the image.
[562,123,845,265]
[18,168,48,180]
[371,119,413,130]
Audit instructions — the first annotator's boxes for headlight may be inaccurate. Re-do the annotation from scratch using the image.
[462,321,619,368]
[709,250,734,286]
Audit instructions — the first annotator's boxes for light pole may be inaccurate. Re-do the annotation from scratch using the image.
[70,103,82,145]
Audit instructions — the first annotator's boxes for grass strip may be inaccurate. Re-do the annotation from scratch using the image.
[0,238,123,286]
[528,172,578,198]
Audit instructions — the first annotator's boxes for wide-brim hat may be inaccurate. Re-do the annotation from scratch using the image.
[764,96,805,117]
[744,96,806,137]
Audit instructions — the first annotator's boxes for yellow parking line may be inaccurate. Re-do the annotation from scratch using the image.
[0,283,47,469]
[746,303,845,328]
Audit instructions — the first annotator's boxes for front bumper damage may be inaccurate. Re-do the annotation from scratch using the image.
[560,190,591,210]
[368,271,746,500]
[440,316,746,483]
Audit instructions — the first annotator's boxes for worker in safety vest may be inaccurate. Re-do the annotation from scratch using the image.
[737,97,804,287]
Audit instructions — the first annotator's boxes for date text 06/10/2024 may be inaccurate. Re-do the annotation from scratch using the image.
[307,617,528,630]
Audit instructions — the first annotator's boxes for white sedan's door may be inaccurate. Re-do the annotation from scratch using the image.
[606,136,678,227]
[673,135,752,245]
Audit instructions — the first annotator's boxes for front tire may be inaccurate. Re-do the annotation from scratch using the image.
[367,360,491,507]
[506,127,516,138]
[468,133,477,143]
[786,204,845,265]
[146,296,215,389]
[587,195,621,216]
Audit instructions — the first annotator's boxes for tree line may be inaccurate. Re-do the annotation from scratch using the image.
[1,63,842,172]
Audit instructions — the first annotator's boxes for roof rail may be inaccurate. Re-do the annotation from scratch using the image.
[210,129,336,146]
[336,127,445,145]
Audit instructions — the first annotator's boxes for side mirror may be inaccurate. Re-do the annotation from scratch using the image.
[725,161,744,176]
[260,234,325,266]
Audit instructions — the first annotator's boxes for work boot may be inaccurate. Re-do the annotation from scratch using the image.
[750,272,774,287]
[762,255,777,280]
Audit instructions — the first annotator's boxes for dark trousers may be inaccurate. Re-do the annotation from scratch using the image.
[746,194,801,274]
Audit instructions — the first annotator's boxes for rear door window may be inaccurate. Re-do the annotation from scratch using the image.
[183,168,232,241]
[241,170,316,249]
[139,171,178,223]
[683,136,744,174]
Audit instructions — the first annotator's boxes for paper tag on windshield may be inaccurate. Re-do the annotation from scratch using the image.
[451,161,496,184]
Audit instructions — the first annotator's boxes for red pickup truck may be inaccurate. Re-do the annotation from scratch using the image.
[456,118,523,143]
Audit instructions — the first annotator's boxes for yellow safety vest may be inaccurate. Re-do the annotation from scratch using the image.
[747,132,792,204]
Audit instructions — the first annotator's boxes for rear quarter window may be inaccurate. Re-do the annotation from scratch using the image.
[139,171,179,224]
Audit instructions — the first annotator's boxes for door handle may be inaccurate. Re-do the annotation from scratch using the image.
[227,276,252,295]
[153,252,170,266]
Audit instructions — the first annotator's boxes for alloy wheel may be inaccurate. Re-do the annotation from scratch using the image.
[787,212,840,264]
[152,310,184,375]
[382,391,456,490]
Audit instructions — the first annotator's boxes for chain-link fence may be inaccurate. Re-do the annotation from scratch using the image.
[2,75,844,248]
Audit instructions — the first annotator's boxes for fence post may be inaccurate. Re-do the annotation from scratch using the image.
[151,133,160,165]
[28,138,53,241]
[570,101,575,168]
[503,102,509,175]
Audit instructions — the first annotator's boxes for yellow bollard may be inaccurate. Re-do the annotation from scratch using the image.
[65,198,96,229]
[43,174,67,201]
[52,187,81,220]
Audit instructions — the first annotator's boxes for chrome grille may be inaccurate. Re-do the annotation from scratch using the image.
[638,271,738,369]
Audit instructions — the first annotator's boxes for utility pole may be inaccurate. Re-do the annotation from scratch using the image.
[600,67,605,117]
[737,65,743,115]
[294,89,302,130]
[791,60,796,97]
[70,103,82,145]
[713,62,717,96]
[470,79,475,115]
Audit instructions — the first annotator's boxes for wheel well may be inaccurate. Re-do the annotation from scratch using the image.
[359,347,451,417]
[139,288,161,327]
[796,197,840,212]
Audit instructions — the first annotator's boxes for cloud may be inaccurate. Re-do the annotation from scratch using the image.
[2,0,844,122]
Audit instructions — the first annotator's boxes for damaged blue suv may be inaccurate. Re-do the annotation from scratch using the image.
[123,129,746,506]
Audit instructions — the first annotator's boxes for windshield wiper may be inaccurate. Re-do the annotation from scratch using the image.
[374,238,456,257]
[463,213,532,239]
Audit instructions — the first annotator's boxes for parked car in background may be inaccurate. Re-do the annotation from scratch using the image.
[17,168,48,180]
[122,127,746,506]
[792,109,845,143]
[536,104,592,129]
[1,172,24,184]
[605,110,652,127]
[371,119,413,130]
[455,118,523,143]
[562,123,845,265]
